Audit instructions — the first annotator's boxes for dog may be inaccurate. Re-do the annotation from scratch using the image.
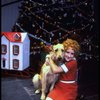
[32,43,64,100]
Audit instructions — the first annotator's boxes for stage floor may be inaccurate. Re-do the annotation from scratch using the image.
[1,77,99,100]
[1,77,41,100]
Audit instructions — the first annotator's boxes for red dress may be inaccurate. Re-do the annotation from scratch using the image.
[47,60,78,100]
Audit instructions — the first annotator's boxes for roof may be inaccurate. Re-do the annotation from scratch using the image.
[2,32,28,42]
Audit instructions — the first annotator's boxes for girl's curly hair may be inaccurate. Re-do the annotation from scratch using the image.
[63,38,80,57]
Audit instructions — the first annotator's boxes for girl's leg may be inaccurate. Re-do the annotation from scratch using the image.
[46,97,53,100]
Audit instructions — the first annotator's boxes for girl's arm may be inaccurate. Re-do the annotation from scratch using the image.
[48,58,68,74]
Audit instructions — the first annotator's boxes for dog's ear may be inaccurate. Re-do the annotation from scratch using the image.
[44,45,53,52]
[47,45,53,52]
[49,45,53,52]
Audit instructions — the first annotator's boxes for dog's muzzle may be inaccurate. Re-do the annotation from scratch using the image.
[57,57,63,61]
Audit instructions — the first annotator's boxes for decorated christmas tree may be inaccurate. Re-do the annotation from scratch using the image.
[12,0,99,63]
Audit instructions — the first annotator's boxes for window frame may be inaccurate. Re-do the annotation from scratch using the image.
[13,59,19,69]
[13,45,19,55]
[1,44,7,54]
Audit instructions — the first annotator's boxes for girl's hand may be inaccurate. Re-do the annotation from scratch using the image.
[45,54,51,65]
[45,54,55,66]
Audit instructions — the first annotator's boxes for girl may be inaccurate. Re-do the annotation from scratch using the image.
[46,39,80,100]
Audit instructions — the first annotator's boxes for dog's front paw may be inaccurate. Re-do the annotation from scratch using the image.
[41,94,46,100]
[35,89,40,94]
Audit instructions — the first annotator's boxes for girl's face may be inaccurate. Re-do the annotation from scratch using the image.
[64,47,75,61]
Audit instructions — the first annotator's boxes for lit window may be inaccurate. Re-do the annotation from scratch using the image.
[13,59,19,69]
[13,45,19,55]
[1,44,7,54]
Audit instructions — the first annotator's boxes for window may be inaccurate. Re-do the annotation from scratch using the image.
[14,33,21,40]
[1,44,7,54]
[13,59,19,69]
[3,59,6,68]
[13,45,19,55]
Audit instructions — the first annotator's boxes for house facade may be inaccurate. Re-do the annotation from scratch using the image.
[1,32,30,71]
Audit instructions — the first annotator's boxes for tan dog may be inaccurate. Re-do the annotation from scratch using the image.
[32,43,64,100]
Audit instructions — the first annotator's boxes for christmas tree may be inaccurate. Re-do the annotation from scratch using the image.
[12,0,99,62]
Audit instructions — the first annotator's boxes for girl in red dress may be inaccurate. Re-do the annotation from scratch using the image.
[46,39,80,100]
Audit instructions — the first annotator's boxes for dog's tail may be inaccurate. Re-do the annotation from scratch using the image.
[32,74,41,89]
